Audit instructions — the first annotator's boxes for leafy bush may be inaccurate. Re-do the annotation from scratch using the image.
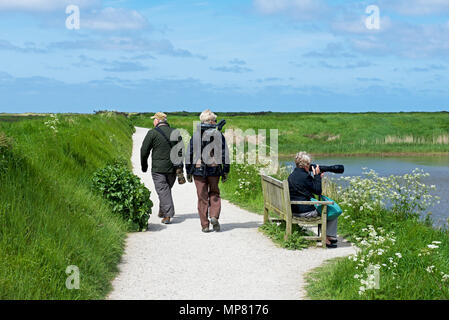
[92,164,152,231]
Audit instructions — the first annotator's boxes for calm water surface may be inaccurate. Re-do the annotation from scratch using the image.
[281,156,449,227]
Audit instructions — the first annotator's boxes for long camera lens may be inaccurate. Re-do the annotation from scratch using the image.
[309,164,344,174]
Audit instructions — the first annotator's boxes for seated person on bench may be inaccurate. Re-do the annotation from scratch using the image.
[287,151,338,248]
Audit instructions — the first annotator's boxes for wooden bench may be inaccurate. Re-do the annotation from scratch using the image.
[260,174,334,248]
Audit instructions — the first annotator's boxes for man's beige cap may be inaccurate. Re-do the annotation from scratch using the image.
[151,112,167,120]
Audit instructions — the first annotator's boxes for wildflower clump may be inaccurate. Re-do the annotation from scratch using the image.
[338,168,439,225]
[44,114,60,134]
[348,225,399,297]
[232,162,265,199]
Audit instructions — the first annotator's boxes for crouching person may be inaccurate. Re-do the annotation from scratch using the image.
[186,109,230,233]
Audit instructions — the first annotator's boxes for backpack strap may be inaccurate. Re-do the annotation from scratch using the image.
[155,127,174,147]
[154,126,183,168]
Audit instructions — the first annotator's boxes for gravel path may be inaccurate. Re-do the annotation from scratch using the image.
[107,127,356,300]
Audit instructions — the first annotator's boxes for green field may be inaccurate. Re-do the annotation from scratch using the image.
[2,111,448,300]
[130,112,449,156]
[0,113,134,299]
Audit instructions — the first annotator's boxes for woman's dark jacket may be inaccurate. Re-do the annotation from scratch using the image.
[185,128,230,177]
[287,167,322,214]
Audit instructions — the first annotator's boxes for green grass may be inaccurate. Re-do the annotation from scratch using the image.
[130,111,449,156]
[259,221,314,250]
[304,182,449,300]
[219,163,266,215]
[305,219,449,300]
[0,113,134,299]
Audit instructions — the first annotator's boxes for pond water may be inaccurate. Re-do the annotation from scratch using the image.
[281,156,449,227]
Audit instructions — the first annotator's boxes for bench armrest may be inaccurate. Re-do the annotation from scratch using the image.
[290,201,334,205]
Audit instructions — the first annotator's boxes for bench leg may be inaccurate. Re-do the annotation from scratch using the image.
[284,212,292,241]
[264,206,269,224]
[321,206,328,249]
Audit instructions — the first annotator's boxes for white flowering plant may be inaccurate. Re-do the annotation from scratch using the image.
[344,224,449,299]
[231,162,266,200]
[44,114,60,134]
[347,225,399,298]
[309,167,449,299]
[336,168,439,231]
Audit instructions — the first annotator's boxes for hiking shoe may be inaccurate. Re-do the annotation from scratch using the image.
[326,242,337,249]
[161,217,171,224]
[202,227,211,233]
[210,217,220,232]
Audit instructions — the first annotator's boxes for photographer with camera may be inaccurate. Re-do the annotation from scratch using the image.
[185,109,230,233]
[287,151,340,248]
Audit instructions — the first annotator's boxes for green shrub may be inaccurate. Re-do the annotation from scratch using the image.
[92,164,152,231]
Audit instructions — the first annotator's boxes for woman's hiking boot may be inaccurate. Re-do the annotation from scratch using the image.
[210,217,220,232]
[161,217,171,224]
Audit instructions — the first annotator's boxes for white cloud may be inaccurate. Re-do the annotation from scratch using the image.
[384,0,449,15]
[0,0,100,11]
[83,8,149,31]
[346,21,449,58]
[332,15,392,34]
[253,0,328,20]
[0,1,149,32]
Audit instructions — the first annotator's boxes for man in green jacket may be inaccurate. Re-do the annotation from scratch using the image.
[140,112,185,224]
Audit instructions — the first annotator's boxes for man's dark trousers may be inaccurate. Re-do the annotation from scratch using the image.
[152,172,177,218]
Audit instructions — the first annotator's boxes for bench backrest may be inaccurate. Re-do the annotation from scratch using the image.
[260,174,291,218]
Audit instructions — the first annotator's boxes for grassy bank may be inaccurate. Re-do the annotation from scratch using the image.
[130,112,449,156]
[0,113,134,299]
[304,170,449,299]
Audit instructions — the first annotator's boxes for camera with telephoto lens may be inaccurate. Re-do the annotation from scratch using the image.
[309,164,344,174]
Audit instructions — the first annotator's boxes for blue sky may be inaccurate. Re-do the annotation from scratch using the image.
[0,0,448,113]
